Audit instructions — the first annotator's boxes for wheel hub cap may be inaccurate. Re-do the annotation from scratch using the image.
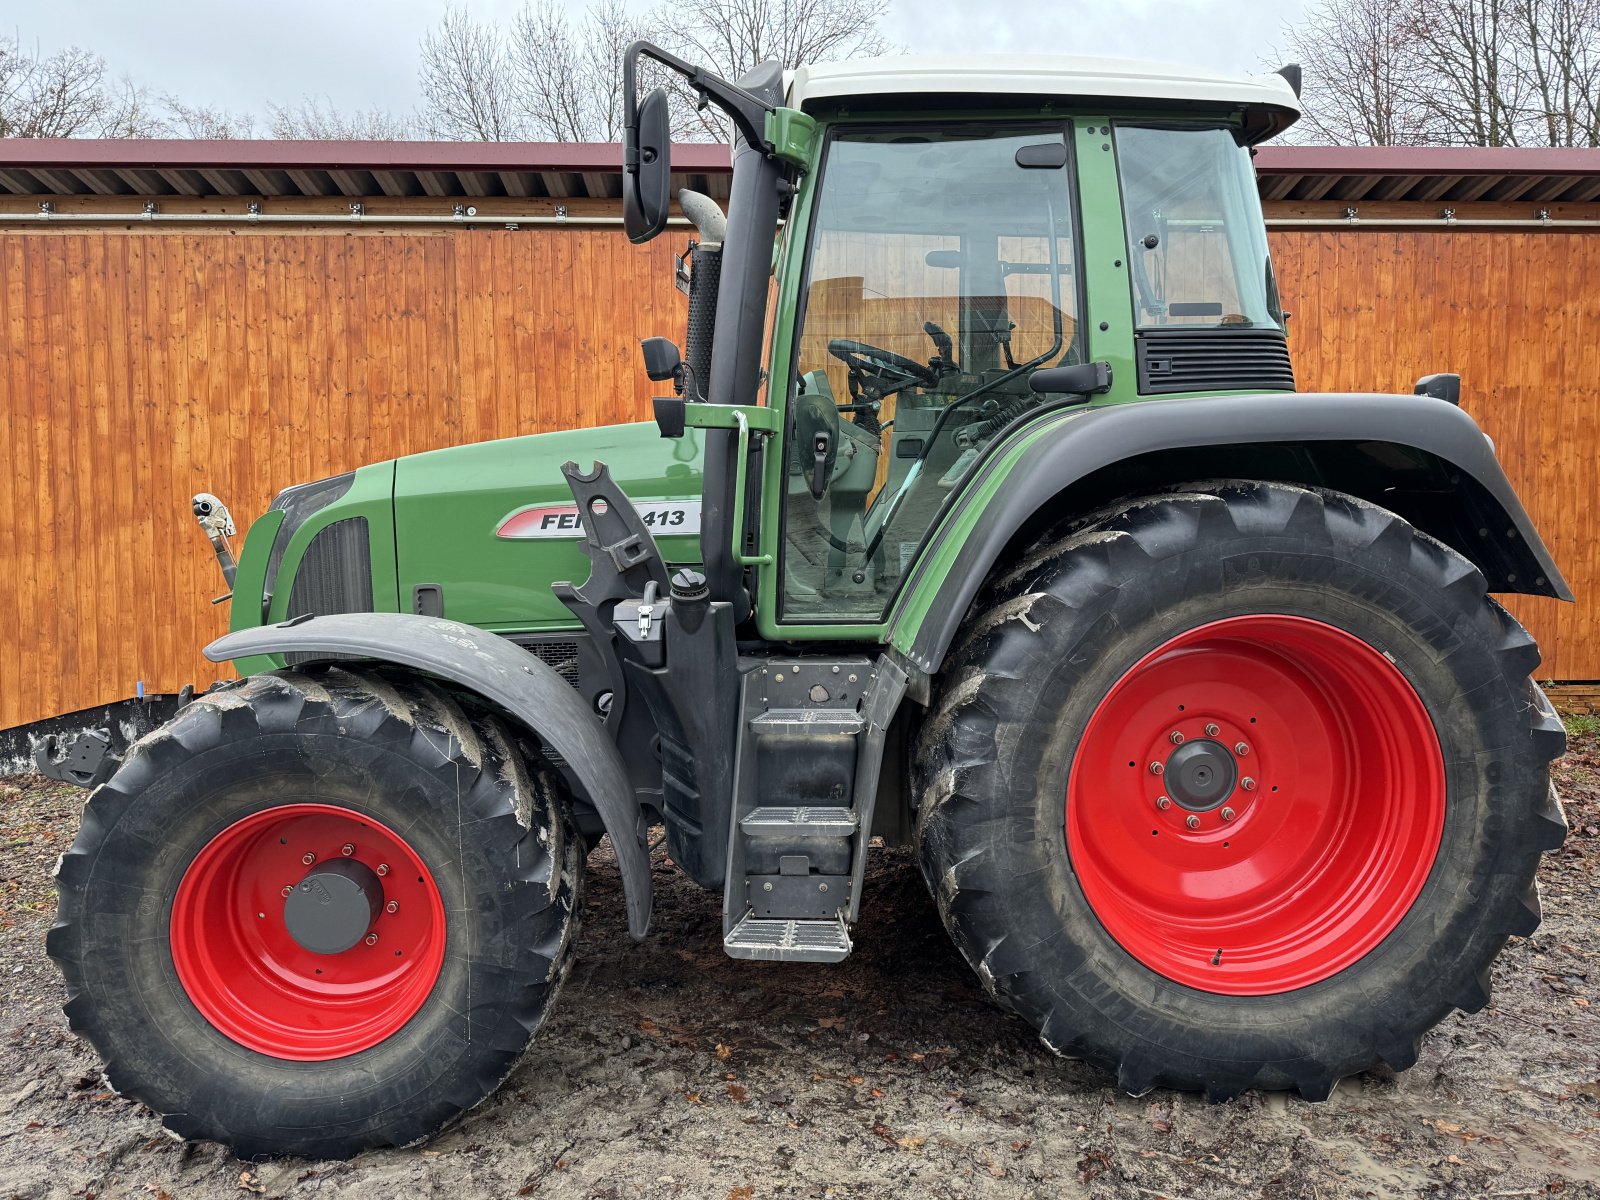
[1164,739,1238,812]
[283,859,384,955]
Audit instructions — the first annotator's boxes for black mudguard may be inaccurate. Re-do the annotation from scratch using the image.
[205,612,651,938]
[898,391,1570,675]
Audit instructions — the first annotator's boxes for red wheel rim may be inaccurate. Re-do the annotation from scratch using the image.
[170,804,446,1059]
[1066,615,1445,995]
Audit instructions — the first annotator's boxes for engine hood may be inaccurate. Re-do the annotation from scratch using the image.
[394,419,706,630]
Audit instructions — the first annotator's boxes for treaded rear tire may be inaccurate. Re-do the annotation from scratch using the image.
[48,666,583,1158]
[914,480,1567,1099]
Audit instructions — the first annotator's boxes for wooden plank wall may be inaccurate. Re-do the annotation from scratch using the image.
[0,228,686,731]
[0,224,1594,731]
[1271,230,1598,688]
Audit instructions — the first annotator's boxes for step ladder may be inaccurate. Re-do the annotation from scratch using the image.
[722,656,905,963]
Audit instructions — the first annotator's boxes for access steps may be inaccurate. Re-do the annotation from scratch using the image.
[721,656,906,964]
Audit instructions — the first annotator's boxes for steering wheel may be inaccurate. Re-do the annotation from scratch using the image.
[827,338,940,393]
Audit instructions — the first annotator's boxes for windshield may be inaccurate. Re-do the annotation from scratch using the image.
[779,124,1082,622]
[1114,124,1283,330]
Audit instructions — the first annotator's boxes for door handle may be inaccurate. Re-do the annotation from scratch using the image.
[810,432,831,499]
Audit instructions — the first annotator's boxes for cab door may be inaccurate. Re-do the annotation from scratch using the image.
[766,122,1086,629]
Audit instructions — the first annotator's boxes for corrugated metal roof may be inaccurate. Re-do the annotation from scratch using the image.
[0,139,734,202]
[1,139,1597,205]
[1252,145,1600,205]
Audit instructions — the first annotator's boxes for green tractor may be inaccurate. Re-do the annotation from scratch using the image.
[47,47,1569,1159]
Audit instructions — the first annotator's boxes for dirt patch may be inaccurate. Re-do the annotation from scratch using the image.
[3,728,1599,1200]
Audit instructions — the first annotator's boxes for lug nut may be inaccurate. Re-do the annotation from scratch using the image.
[1235,742,1250,757]
[1149,762,1164,776]
[1155,795,1172,811]
[1241,777,1257,792]
[1169,730,1184,745]
[364,933,379,947]
[340,843,355,857]
[385,900,399,914]
[1185,815,1201,830]
[280,885,293,898]
[1221,807,1236,822]
[1205,723,1220,737]
[301,852,316,865]
[376,864,389,876]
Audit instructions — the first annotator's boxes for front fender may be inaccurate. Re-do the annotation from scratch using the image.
[205,612,651,939]
[891,392,1570,675]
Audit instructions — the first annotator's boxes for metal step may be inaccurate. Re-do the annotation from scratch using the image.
[740,806,858,837]
[723,913,852,963]
[749,709,865,736]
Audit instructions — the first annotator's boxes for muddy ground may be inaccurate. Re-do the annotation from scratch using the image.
[2,725,1598,1200]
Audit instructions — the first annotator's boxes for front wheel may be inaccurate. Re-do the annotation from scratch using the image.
[915,480,1567,1098]
[49,667,583,1158]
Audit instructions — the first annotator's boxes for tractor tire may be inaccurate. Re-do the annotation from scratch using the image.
[48,667,583,1159]
[914,480,1567,1099]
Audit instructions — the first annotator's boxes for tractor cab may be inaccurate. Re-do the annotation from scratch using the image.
[622,50,1301,631]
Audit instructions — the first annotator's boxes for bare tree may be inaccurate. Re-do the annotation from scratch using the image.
[267,96,412,140]
[1279,0,1600,144]
[1280,0,1434,144]
[656,0,896,138]
[508,0,643,141]
[157,97,259,139]
[418,6,520,140]
[418,0,895,142]
[0,34,159,137]
[1515,0,1600,144]
[1407,0,1527,144]
[665,0,894,80]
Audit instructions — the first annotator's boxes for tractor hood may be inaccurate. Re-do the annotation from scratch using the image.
[394,419,706,631]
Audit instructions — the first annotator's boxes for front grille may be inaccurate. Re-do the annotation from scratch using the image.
[1136,328,1295,394]
[284,518,373,665]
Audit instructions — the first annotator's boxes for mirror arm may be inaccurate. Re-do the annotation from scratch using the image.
[623,40,775,154]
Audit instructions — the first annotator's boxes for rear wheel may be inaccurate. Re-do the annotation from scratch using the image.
[49,667,583,1158]
[915,480,1567,1098]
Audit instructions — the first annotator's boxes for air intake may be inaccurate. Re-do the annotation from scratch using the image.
[1135,328,1295,395]
[284,519,373,665]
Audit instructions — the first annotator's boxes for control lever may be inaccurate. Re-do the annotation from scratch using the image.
[810,431,831,499]
[923,321,955,372]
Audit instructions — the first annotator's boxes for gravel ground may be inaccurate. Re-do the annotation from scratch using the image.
[2,723,1598,1200]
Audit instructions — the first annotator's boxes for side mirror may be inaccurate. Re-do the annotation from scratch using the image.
[640,336,683,384]
[1030,361,1113,395]
[624,86,672,244]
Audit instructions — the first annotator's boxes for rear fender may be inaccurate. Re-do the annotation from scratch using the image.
[205,612,651,938]
[892,392,1570,675]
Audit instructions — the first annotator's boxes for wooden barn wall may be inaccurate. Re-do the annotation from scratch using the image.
[0,224,1594,732]
[1271,230,1597,690]
[0,228,687,732]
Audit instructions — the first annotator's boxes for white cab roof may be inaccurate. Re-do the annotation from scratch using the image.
[785,54,1301,141]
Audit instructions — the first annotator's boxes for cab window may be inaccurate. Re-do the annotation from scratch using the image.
[780,124,1082,622]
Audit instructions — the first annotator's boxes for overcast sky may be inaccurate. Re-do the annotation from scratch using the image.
[10,0,1307,130]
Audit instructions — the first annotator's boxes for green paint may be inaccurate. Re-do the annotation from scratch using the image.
[226,507,283,677]
[683,403,780,434]
[1073,118,1139,407]
[394,421,705,630]
[764,107,818,169]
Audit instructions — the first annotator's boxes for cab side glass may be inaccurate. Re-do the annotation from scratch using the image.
[779,125,1082,622]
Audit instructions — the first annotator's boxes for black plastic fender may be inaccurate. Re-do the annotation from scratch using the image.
[897,391,1572,675]
[205,612,651,938]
